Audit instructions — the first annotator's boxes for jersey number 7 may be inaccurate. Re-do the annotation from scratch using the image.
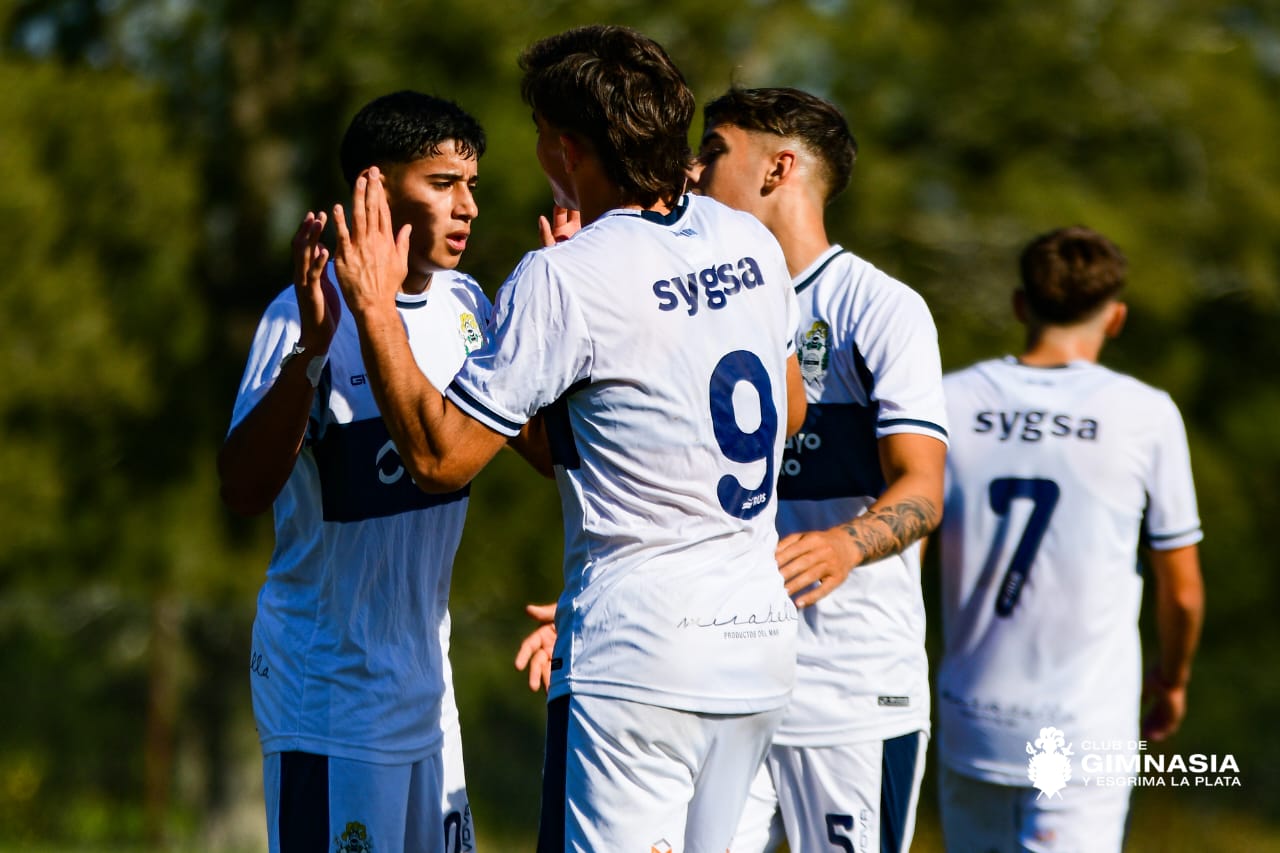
[987,477,1060,616]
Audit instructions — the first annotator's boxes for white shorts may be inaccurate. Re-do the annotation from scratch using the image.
[937,764,1130,853]
[263,750,444,853]
[440,719,476,853]
[732,731,928,853]
[538,694,784,853]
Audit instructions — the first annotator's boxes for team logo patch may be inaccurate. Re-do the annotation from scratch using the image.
[458,312,484,354]
[799,320,830,382]
[1026,726,1074,798]
[334,821,372,853]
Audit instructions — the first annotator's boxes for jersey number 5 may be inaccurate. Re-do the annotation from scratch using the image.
[987,477,1060,616]
[709,350,778,519]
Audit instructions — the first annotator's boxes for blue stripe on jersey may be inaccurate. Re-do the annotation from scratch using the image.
[542,379,589,470]
[637,193,690,225]
[537,697,570,853]
[278,752,329,852]
[878,417,949,439]
[779,402,886,501]
[880,732,922,853]
[447,380,525,434]
[793,250,849,295]
[311,417,469,522]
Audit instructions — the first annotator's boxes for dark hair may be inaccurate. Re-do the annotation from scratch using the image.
[1019,226,1128,325]
[703,87,857,204]
[339,90,486,188]
[519,25,694,208]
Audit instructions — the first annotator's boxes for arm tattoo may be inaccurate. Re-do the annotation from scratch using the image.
[840,496,939,565]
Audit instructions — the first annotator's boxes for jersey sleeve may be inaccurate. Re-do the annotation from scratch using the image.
[1142,392,1203,550]
[227,288,303,435]
[857,282,949,445]
[445,251,592,437]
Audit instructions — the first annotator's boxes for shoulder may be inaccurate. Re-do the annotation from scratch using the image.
[435,269,493,312]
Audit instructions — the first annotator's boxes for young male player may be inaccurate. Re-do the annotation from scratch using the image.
[689,87,948,853]
[935,226,1205,852]
[331,25,807,853]
[218,91,491,853]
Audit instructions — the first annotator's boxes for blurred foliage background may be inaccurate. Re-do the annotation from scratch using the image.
[1,0,1278,849]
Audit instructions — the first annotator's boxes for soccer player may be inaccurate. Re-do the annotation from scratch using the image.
[217,91,492,853]
[330,25,806,853]
[935,226,1205,852]
[688,87,949,853]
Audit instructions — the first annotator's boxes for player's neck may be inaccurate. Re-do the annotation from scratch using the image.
[1020,326,1105,366]
[401,271,433,296]
[766,203,832,277]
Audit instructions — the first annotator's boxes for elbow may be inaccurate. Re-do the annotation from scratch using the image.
[403,453,473,494]
[218,481,273,517]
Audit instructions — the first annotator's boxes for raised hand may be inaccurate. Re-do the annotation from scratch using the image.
[333,167,411,317]
[291,210,340,351]
[537,205,582,248]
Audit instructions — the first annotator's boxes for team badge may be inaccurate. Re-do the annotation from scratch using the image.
[1026,726,1073,798]
[334,821,373,853]
[799,319,831,383]
[458,312,484,354]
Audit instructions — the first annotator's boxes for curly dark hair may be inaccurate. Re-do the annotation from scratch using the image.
[519,25,694,208]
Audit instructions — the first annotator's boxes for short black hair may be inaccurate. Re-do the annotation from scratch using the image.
[703,87,857,204]
[1019,226,1128,325]
[519,25,694,208]
[339,90,486,188]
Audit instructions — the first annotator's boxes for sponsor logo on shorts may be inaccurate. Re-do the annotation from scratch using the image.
[334,821,372,853]
[878,695,910,707]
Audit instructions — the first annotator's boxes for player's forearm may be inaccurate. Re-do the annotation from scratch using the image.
[216,361,319,515]
[837,486,940,566]
[350,305,458,491]
[1152,545,1204,688]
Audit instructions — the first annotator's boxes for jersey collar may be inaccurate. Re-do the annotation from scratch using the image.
[793,244,848,294]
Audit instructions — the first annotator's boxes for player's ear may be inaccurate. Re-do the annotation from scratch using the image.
[762,149,797,194]
[1012,289,1030,324]
[1104,301,1128,338]
[560,133,587,173]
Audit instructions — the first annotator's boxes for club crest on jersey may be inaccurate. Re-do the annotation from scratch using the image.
[334,821,372,853]
[458,312,484,354]
[799,320,831,382]
[1027,726,1074,798]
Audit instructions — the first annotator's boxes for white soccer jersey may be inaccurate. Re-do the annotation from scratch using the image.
[230,265,491,764]
[937,357,1202,785]
[772,246,949,746]
[446,193,799,714]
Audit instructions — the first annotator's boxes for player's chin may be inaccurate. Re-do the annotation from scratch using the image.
[426,248,465,270]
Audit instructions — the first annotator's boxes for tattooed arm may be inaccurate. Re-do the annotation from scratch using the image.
[778,433,946,608]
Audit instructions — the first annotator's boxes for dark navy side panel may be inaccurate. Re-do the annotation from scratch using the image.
[779,403,886,501]
[278,751,329,853]
[541,379,589,470]
[536,696,570,853]
[311,418,469,522]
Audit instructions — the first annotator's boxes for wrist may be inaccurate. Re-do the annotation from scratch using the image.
[280,342,329,388]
